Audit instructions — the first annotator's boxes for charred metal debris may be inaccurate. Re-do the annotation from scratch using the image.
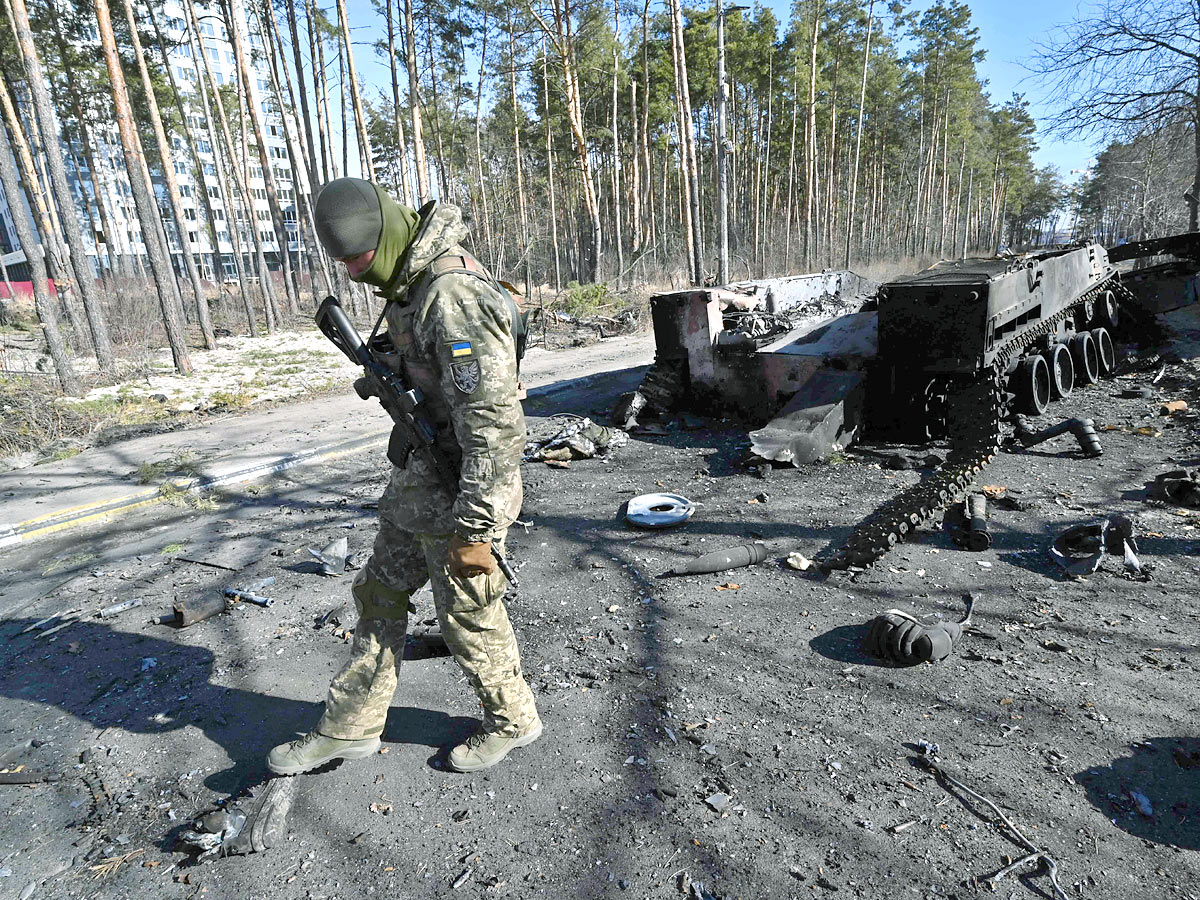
[629,233,1198,569]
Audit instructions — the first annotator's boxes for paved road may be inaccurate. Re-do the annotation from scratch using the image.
[0,333,654,618]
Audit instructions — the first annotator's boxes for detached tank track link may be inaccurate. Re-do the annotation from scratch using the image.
[826,274,1120,570]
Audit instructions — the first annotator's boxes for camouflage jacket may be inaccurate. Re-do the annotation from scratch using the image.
[375,204,524,542]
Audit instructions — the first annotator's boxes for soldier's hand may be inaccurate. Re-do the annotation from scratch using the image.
[449,535,496,579]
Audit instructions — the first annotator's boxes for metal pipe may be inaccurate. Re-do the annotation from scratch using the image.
[1015,417,1102,457]
[965,494,991,551]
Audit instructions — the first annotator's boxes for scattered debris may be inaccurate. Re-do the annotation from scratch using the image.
[611,391,648,430]
[172,595,226,628]
[625,493,695,528]
[1159,400,1188,416]
[785,552,813,571]
[863,594,974,666]
[315,604,346,628]
[713,583,740,591]
[223,587,274,608]
[1128,789,1154,817]
[961,493,991,551]
[451,869,472,889]
[0,770,60,784]
[664,542,766,576]
[704,792,733,813]
[524,416,628,462]
[309,538,349,576]
[98,597,143,618]
[1013,416,1103,457]
[1049,516,1142,578]
[1119,386,1154,399]
[177,536,281,572]
[915,753,1068,900]
[180,777,298,860]
[1152,469,1200,508]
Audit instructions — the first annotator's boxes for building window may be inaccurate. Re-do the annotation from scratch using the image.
[189,231,199,243]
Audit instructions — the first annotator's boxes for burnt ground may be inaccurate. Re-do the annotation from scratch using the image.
[0,314,1197,900]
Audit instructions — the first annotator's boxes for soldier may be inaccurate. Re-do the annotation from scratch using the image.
[268,178,541,775]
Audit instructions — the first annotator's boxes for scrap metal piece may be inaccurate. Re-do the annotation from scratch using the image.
[1152,469,1200,508]
[309,537,349,576]
[0,771,61,784]
[625,493,695,528]
[665,542,767,576]
[223,588,274,608]
[524,417,628,461]
[611,391,647,430]
[863,595,974,666]
[964,494,991,552]
[172,595,226,628]
[99,597,144,618]
[750,370,865,466]
[1048,515,1139,577]
[1014,416,1103,457]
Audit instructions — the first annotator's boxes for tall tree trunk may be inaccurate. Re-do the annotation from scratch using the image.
[93,0,192,374]
[307,0,333,182]
[0,120,80,393]
[284,0,318,187]
[259,0,334,300]
[335,0,373,178]
[610,2,624,288]
[543,36,561,291]
[804,1,821,271]
[167,0,257,335]
[386,0,415,206]
[223,0,301,317]
[122,0,215,349]
[8,0,115,375]
[785,52,800,273]
[669,0,702,284]
[507,10,529,295]
[404,0,430,203]
[185,0,275,332]
[844,0,872,268]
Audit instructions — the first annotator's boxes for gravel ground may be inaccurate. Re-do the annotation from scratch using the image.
[0,313,1197,900]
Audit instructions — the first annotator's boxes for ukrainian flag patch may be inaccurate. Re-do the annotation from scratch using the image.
[450,340,473,358]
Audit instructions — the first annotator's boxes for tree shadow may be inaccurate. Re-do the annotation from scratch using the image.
[1073,737,1200,850]
[0,618,472,796]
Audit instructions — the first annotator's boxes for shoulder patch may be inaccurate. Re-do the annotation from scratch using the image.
[449,340,473,358]
[451,359,481,394]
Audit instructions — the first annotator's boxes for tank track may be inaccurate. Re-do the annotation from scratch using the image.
[827,275,1119,570]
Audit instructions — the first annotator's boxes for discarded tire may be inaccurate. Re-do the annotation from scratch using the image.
[1046,343,1074,399]
[1070,331,1099,385]
[1091,327,1115,376]
[1013,355,1050,415]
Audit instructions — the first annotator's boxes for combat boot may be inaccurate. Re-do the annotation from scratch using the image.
[267,730,381,775]
[448,718,543,773]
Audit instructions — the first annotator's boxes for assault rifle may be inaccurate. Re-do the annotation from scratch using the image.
[315,295,517,587]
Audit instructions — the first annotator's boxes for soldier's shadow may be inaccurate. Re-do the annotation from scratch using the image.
[0,619,475,796]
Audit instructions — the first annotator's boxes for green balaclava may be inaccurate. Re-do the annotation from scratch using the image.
[313,178,420,289]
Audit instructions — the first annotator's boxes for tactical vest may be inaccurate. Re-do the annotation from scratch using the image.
[412,249,529,371]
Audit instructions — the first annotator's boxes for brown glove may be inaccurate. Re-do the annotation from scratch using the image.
[449,535,495,579]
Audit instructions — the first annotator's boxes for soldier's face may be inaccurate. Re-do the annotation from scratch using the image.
[337,249,375,280]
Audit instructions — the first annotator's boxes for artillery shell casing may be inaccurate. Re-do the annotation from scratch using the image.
[670,542,768,575]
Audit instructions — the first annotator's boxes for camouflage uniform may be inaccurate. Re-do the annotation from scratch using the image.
[316,203,538,741]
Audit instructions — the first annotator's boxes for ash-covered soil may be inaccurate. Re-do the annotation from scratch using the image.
[0,320,1197,900]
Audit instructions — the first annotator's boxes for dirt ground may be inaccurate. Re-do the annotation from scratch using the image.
[0,311,1197,900]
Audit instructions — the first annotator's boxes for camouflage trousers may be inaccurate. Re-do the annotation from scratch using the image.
[316,524,538,741]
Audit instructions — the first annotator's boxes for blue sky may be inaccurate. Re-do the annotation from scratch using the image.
[342,0,1100,184]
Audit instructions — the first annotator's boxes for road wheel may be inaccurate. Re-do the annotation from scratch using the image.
[1046,343,1074,399]
[1070,331,1099,385]
[1091,327,1116,376]
[1097,289,1119,330]
[1012,355,1050,415]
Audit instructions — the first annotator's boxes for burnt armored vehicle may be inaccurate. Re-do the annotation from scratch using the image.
[634,243,1128,568]
[838,243,1124,567]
